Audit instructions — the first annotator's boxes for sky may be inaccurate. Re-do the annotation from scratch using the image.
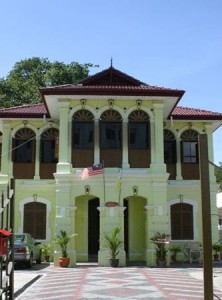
[0,0,222,164]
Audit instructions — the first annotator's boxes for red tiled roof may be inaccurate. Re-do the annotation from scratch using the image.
[40,66,185,98]
[0,103,49,118]
[0,103,222,121]
[171,106,222,120]
[40,84,184,97]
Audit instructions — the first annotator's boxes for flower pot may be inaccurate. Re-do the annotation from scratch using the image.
[214,254,219,261]
[157,259,166,267]
[44,255,50,262]
[58,257,70,267]
[109,258,119,267]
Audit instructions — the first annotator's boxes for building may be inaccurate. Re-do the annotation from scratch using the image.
[0,65,221,266]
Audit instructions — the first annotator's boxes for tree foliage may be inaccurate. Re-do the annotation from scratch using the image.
[0,57,97,108]
[215,162,222,183]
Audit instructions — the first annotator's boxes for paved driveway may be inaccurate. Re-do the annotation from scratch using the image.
[15,263,222,300]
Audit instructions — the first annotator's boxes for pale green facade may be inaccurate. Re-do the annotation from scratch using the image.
[0,67,221,267]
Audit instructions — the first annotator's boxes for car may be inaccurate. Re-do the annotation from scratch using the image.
[14,233,42,267]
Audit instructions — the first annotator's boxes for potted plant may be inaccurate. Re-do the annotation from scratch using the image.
[150,232,170,267]
[41,243,52,262]
[212,243,222,261]
[55,230,76,267]
[169,245,181,262]
[104,227,124,267]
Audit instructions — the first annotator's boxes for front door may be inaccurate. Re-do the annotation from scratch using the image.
[88,198,99,261]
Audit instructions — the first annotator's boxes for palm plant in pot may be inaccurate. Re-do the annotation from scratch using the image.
[212,243,222,261]
[169,245,181,262]
[41,243,52,262]
[150,232,170,267]
[104,227,124,267]
[55,230,76,267]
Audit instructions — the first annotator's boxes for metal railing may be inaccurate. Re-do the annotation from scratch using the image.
[0,179,14,300]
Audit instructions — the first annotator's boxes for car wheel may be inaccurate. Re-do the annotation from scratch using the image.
[26,254,33,268]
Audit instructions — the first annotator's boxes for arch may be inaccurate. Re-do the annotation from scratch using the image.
[18,197,52,241]
[126,105,154,122]
[11,123,38,138]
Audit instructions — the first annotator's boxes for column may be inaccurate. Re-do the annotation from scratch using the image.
[34,135,40,179]
[94,118,100,163]
[205,125,215,182]
[150,103,166,172]
[57,101,71,173]
[1,121,11,176]
[122,120,129,168]
[176,135,183,180]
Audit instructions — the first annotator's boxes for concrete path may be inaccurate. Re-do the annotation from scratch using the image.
[14,264,222,300]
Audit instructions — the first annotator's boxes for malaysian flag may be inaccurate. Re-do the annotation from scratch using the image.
[80,163,104,180]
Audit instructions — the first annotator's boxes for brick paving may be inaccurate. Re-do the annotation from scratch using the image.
[15,264,222,300]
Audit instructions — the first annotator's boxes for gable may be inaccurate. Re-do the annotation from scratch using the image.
[79,66,144,86]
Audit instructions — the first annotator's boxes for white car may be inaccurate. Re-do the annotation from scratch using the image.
[14,233,42,267]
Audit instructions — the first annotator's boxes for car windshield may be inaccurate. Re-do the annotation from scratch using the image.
[14,234,25,242]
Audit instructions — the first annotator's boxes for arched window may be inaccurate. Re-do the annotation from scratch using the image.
[100,110,122,167]
[128,110,150,167]
[164,129,176,179]
[164,130,176,163]
[13,128,35,163]
[41,128,59,163]
[72,109,94,167]
[40,128,59,179]
[181,129,199,179]
[24,202,46,239]
[181,129,198,163]
[12,128,36,179]
[171,203,194,240]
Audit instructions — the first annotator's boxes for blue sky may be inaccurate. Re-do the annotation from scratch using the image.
[1,0,222,164]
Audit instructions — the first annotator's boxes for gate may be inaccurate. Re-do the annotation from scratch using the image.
[0,179,14,299]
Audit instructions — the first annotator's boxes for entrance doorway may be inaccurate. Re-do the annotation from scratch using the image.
[88,198,100,261]
[124,197,146,265]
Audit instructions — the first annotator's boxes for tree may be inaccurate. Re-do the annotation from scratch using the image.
[215,162,222,184]
[0,57,97,108]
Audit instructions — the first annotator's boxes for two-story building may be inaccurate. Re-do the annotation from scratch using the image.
[0,65,221,266]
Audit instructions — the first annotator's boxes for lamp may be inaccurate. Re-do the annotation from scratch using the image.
[108,99,114,109]
[33,194,37,202]
[80,99,86,109]
[136,100,142,109]
[85,185,90,194]
[133,186,138,195]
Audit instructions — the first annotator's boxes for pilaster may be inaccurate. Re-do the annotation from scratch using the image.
[1,121,11,175]
[57,101,71,173]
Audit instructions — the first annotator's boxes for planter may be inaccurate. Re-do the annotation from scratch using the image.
[214,254,219,261]
[105,201,119,207]
[157,259,166,267]
[109,258,119,267]
[58,257,70,267]
[44,255,50,262]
